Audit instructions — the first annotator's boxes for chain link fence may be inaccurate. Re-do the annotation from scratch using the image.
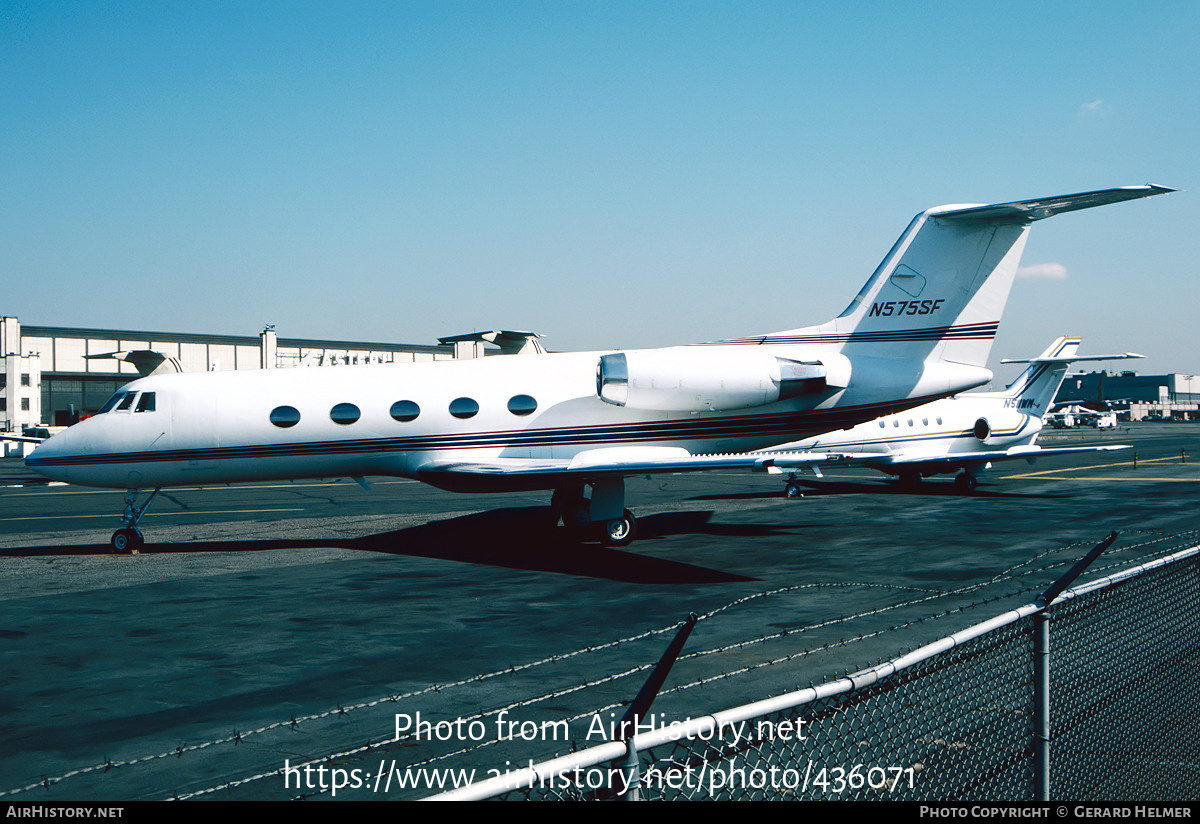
[432,538,1200,801]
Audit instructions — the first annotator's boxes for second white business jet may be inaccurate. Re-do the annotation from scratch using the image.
[25,186,1172,550]
[769,336,1142,494]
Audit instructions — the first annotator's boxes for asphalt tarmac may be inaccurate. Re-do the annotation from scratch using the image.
[1,423,1197,801]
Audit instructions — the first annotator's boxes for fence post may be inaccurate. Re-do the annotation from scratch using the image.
[1034,609,1050,800]
[607,613,698,800]
[1033,531,1118,800]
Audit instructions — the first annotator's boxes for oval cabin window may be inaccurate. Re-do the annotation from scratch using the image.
[330,403,361,425]
[507,394,537,416]
[390,400,420,422]
[270,406,301,428]
[449,397,479,419]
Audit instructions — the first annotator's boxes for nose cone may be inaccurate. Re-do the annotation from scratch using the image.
[24,424,87,483]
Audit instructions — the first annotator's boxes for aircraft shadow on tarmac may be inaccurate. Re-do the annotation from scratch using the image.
[6,507,762,584]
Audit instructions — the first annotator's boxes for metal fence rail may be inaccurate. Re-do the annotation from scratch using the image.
[428,542,1200,801]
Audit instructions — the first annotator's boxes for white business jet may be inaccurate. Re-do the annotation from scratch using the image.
[25,186,1171,551]
[769,336,1142,495]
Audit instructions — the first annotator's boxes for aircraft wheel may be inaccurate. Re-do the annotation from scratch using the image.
[955,473,978,493]
[110,528,144,553]
[784,482,803,499]
[599,510,637,547]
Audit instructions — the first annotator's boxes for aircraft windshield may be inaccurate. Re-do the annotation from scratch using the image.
[97,392,128,414]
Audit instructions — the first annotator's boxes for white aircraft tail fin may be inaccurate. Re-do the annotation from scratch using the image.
[976,336,1145,417]
[727,185,1173,369]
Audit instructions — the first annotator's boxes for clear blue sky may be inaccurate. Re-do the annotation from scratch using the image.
[2,1,1196,380]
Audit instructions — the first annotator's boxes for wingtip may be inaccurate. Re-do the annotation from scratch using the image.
[1138,183,1179,195]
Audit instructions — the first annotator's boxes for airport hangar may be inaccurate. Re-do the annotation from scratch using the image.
[0,315,538,451]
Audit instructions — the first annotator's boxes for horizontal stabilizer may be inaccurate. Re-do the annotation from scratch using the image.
[935,185,1175,223]
[1002,352,1145,365]
[84,350,183,377]
[437,330,546,355]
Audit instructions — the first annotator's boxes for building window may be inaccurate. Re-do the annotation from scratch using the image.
[449,397,479,419]
[21,374,31,387]
[270,405,301,428]
[390,400,420,422]
[507,394,537,416]
[330,403,361,425]
[21,398,30,411]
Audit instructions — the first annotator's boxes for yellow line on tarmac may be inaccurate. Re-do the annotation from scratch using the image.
[1004,455,1191,480]
[0,509,305,522]
[1023,477,1200,482]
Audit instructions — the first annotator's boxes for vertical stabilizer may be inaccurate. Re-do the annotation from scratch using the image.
[732,186,1173,371]
[993,337,1081,417]
[975,336,1145,419]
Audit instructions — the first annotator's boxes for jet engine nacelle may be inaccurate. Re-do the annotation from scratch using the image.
[597,349,850,412]
[974,417,991,441]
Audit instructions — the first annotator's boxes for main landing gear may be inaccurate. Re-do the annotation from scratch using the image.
[111,488,161,553]
[954,472,979,493]
[551,479,637,547]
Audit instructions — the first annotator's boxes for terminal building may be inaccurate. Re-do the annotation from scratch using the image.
[1055,370,1200,421]
[1,316,532,438]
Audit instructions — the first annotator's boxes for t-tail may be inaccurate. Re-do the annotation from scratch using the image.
[724,185,1173,376]
[974,336,1144,419]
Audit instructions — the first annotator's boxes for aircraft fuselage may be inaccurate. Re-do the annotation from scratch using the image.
[26,345,988,491]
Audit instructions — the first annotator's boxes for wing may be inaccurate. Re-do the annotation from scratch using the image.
[415,446,847,492]
[0,433,45,444]
[881,443,1130,470]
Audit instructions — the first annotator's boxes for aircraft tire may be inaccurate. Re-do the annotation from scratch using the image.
[955,473,978,493]
[784,482,803,499]
[599,510,637,547]
[110,528,144,553]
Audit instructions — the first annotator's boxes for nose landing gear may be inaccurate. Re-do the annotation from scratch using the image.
[111,488,161,553]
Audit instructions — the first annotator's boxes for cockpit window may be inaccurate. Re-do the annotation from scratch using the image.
[116,393,136,411]
[135,392,156,413]
[97,392,128,414]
